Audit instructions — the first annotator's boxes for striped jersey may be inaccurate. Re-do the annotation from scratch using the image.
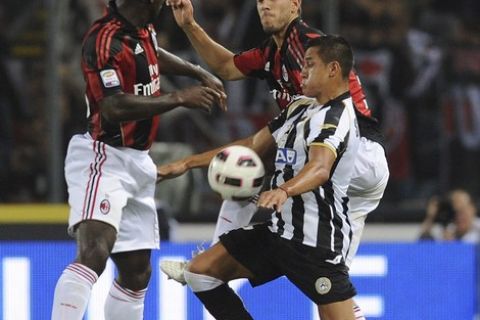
[81,1,161,150]
[234,18,384,146]
[267,93,360,258]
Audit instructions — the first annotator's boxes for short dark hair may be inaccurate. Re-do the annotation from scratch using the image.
[306,35,353,79]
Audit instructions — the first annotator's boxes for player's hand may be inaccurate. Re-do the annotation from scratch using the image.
[175,85,221,113]
[157,160,189,183]
[257,188,289,212]
[197,70,227,111]
[166,0,195,28]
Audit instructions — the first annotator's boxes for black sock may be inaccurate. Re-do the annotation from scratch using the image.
[194,284,253,320]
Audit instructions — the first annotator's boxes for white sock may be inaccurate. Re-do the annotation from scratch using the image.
[104,280,147,320]
[354,303,366,320]
[211,199,257,245]
[51,263,98,320]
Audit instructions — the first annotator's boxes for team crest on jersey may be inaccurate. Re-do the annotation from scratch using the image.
[99,199,111,215]
[315,277,332,295]
[275,148,297,165]
[100,69,120,88]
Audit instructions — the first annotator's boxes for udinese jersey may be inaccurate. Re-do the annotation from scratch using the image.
[268,95,360,258]
[234,18,384,147]
[81,1,161,150]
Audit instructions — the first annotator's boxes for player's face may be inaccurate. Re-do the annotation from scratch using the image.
[257,0,298,34]
[301,47,330,98]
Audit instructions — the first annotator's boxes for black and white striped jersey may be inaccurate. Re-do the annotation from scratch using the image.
[267,93,360,259]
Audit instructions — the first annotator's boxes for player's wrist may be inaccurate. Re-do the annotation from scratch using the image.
[278,185,290,198]
[182,21,199,33]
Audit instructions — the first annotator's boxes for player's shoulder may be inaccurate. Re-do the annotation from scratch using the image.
[286,95,316,117]
[294,19,325,45]
[82,18,125,69]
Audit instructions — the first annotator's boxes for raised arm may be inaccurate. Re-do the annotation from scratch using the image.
[157,126,275,182]
[166,0,246,81]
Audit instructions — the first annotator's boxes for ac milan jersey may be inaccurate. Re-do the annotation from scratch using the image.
[234,18,384,146]
[81,2,161,150]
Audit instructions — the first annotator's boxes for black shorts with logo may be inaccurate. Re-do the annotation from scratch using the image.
[219,223,356,305]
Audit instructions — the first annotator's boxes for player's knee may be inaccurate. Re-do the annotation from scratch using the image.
[187,258,212,276]
[123,263,152,289]
[77,240,112,276]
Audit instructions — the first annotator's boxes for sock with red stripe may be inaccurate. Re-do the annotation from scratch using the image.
[104,280,147,320]
[51,263,98,320]
[354,303,366,320]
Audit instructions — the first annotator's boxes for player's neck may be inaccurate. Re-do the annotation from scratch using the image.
[272,15,298,48]
[316,82,349,105]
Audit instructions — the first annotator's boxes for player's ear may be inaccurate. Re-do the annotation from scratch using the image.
[291,0,301,14]
[328,61,341,78]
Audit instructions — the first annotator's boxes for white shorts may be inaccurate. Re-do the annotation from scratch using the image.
[345,138,389,267]
[65,134,160,253]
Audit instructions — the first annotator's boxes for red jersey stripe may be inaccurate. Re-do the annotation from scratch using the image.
[96,21,116,69]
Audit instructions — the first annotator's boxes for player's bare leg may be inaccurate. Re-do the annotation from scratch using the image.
[52,221,116,320]
[104,250,152,320]
[184,243,254,319]
[317,299,355,320]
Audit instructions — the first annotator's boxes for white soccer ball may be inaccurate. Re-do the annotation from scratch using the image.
[207,145,265,201]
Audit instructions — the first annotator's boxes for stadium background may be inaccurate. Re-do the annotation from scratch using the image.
[0,0,479,319]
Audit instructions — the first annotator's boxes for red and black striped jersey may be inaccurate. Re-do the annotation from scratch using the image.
[234,18,384,146]
[81,2,161,150]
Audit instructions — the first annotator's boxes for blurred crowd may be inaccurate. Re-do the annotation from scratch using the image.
[1,0,480,222]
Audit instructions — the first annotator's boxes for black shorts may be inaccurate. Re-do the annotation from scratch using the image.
[220,223,356,305]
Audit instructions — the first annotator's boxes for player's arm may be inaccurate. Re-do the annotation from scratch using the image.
[157,127,275,182]
[257,146,336,212]
[99,86,219,123]
[166,0,245,80]
[157,47,226,110]
[279,145,335,196]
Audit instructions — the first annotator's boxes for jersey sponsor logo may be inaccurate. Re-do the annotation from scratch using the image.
[275,148,297,165]
[134,64,160,96]
[134,78,160,96]
[99,199,110,215]
[100,69,120,88]
[134,43,144,55]
[315,277,332,295]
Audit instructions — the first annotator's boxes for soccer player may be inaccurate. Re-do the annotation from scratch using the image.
[50,1,225,319]
[162,0,388,300]
[158,34,360,320]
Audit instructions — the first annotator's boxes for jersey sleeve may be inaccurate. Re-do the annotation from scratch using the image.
[82,31,125,102]
[267,107,289,139]
[233,44,269,79]
[307,103,351,158]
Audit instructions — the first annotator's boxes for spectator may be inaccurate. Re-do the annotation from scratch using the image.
[419,189,480,243]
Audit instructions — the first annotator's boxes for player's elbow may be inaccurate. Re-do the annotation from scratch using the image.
[99,95,123,123]
[216,60,243,81]
[315,167,331,187]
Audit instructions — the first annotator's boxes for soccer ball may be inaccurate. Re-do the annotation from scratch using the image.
[207,145,265,201]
